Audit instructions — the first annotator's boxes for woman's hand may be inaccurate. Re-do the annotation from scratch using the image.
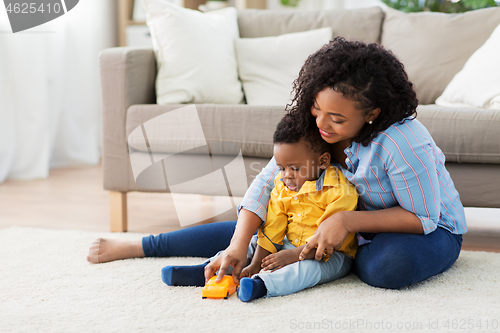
[299,208,424,261]
[204,209,263,284]
[299,211,350,261]
[204,242,248,284]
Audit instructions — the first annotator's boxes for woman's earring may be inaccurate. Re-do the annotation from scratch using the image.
[368,120,373,125]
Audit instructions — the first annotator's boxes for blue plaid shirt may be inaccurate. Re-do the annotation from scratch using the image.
[238,118,467,235]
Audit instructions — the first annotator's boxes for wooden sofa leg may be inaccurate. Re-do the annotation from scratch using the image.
[110,191,128,232]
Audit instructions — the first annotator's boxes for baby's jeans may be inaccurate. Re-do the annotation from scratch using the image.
[254,237,352,297]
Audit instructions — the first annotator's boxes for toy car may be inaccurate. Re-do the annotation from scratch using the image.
[202,276,238,299]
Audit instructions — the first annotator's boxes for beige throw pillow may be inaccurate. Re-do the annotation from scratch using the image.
[143,0,244,105]
[235,28,332,106]
[381,7,500,105]
[436,23,500,110]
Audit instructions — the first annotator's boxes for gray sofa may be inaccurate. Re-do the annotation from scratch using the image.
[100,6,500,231]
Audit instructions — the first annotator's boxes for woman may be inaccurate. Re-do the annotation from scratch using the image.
[88,37,466,289]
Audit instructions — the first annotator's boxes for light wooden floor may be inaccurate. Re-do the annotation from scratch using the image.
[1,164,499,253]
[0,164,239,235]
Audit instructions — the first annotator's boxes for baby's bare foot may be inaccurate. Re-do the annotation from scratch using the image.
[87,238,145,263]
[261,248,300,272]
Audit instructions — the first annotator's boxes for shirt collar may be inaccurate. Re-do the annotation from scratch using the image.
[315,167,327,191]
[279,165,340,194]
[344,141,357,156]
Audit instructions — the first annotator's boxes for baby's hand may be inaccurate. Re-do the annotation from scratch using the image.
[240,264,261,278]
[261,248,300,272]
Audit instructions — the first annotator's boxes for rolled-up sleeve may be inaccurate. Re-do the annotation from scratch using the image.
[383,131,442,234]
[237,157,280,222]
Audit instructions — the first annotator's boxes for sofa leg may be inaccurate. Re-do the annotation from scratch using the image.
[110,191,128,232]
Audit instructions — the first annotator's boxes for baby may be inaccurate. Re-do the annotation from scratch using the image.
[237,114,358,302]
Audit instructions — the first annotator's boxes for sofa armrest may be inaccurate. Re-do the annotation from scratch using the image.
[100,47,156,191]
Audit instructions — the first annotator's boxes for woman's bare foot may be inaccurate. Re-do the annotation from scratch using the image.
[87,238,145,263]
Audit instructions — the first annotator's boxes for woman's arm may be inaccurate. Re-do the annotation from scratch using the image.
[205,209,262,282]
[300,207,423,261]
[204,158,279,283]
[345,207,423,234]
[301,122,453,261]
[236,157,280,221]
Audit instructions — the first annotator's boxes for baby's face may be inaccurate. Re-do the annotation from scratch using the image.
[311,87,374,145]
[273,141,323,192]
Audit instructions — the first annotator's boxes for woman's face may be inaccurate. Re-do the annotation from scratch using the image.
[311,87,379,145]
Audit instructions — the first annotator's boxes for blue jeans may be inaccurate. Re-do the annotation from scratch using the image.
[142,221,237,258]
[142,222,462,289]
[353,228,463,289]
[255,237,352,297]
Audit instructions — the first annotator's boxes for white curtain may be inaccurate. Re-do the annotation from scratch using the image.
[0,0,117,182]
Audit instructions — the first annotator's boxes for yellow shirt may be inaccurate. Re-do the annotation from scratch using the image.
[258,165,358,259]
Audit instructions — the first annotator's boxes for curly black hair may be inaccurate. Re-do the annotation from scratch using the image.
[273,113,331,156]
[287,37,418,146]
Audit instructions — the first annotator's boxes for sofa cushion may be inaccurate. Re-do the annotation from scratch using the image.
[143,0,244,105]
[235,27,332,106]
[381,7,500,105]
[127,150,269,197]
[126,104,286,158]
[436,23,500,110]
[416,105,500,164]
[237,7,383,43]
[127,104,500,165]
[445,163,500,208]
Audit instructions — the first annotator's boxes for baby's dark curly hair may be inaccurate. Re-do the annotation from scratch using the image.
[273,113,331,156]
[288,37,418,146]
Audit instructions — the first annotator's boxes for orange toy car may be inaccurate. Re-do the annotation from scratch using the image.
[202,276,238,299]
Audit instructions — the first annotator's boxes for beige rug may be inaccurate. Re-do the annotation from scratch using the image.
[1,226,499,333]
